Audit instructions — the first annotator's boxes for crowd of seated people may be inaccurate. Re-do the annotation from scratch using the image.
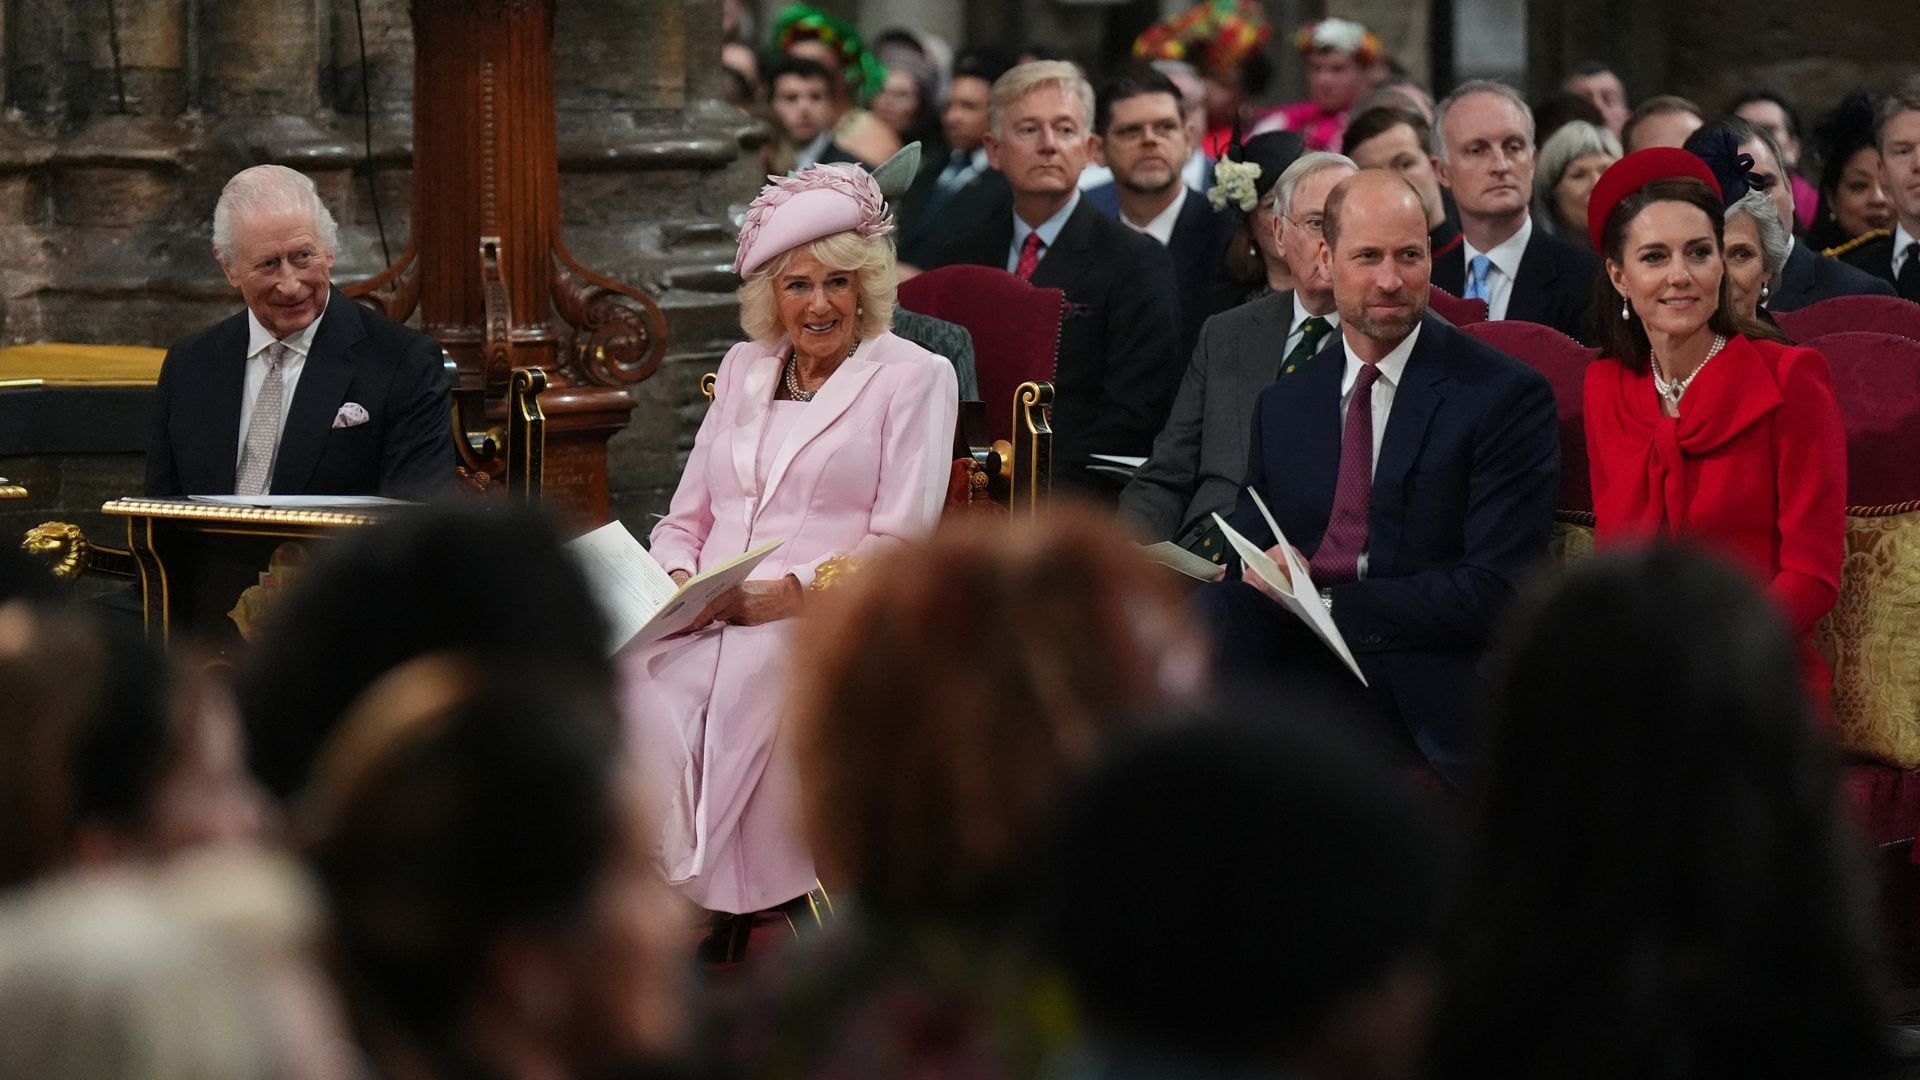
[11,2,1920,1076]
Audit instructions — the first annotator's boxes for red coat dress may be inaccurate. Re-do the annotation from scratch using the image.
[1584,334,1847,703]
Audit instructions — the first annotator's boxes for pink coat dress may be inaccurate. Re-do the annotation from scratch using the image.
[620,332,959,914]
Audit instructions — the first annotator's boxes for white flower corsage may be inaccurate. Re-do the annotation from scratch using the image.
[1207,158,1263,213]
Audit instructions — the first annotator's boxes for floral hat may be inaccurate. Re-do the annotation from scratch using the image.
[1290,18,1382,64]
[1207,129,1307,212]
[1133,0,1272,75]
[735,163,895,277]
[772,4,888,104]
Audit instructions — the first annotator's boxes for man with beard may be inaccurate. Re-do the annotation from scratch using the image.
[1196,169,1559,785]
[1088,64,1235,359]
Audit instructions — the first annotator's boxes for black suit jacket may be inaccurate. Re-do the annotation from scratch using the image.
[1085,183,1236,359]
[898,167,1011,268]
[1837,233,1920,302]
[1432,219,1601,343]
[931,195,1184,484]
[1227,313,1559,781]
[1772,239,1897,311]
[145,288,452,499]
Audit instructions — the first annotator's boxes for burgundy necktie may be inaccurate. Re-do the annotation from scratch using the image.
[1311,362,1380,587]
[1014,232,1043,283]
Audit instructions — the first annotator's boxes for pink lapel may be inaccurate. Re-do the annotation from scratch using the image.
[729,345,784,504]
[754,337,885,523]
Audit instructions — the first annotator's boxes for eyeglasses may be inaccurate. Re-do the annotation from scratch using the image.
[1286,213,1326,235]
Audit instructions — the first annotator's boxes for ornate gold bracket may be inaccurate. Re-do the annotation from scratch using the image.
[1009,380,1054,514]
[550,239,668,388]
[507,366,547,501]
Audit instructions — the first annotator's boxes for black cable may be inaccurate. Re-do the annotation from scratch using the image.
[353,0,394,267]
[103,0,129,114]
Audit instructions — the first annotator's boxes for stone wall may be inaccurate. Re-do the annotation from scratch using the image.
[0,0,761,534]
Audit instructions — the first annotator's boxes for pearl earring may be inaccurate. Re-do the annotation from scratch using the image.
[1620,296,1631,321]
[1760,282,1771,303]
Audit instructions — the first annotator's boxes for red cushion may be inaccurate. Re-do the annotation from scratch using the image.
[1428,285,1489,327]
[1845,762,1920,849]
[1460,320,1601,512]
[1775,295,1920,343]
[899,266,1066,443]
[1800,331,1920,507]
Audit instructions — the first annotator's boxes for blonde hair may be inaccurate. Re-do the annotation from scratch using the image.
[989,60,1094,140]
[737,229,897,347]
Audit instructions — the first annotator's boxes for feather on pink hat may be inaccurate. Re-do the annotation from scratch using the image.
[734,163,895,276]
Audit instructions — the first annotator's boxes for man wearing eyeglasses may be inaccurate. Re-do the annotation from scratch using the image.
[1123,152,1355,557]
[1087,64,1235,360]
[927,61,1182,494]
[145,165,451,499]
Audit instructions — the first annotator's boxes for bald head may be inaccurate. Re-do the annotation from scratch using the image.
[1322,170,1431,357]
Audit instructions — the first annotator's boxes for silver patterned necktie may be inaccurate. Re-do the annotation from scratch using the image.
[235,343,287,495]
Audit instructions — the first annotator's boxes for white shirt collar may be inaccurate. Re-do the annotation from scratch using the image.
[794,130,833,170]
[1123,185,1187,246]
[1339,320,1422,397]
[1460,214,1533,282]
[1894,222,1919,275]
[1011,189,1082,267]
[1291,292,1338,335]
[244,293,329,360]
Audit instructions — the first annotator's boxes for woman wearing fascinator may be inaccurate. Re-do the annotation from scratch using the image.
[1204,127,1307,313]
[1685,125,1796,339]
[620,163,958,955]
[1583,147,1845,707]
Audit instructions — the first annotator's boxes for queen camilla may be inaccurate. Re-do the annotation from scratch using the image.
[620,164,960,930]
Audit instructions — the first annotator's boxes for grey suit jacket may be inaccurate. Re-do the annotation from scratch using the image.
[1120,291,1315,545]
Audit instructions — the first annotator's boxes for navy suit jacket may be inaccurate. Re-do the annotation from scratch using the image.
[1084,183,1235,362]
[144,288,453,499]
[1432,220,1601,344]
[1227,312,1560,780]
[1771,238,1896,311]
[930,195,1184,486]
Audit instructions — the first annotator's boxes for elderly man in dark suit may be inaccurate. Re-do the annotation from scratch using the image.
[1121,151,1356,556]
[1084,64,1235,361]
[927,60,1183,489]
[145,165,450,499]
[1198,170,1559,785]
[1431,80,1601,343]
[1706,118,1894,311]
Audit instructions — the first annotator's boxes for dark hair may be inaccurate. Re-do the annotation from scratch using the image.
[768,54,836,93]
[1726,88,1805,142]
[1044,700,1450,1061]
[1590,177,1747,364]
[1237,49,1274,97]
[1621,94,1703,149]
[1532,91,1607,146]
[1094,63,1182,136]
[1429,546,1885,1080]
[234,507,611,800]
[1808,91,1883,250]
[1874,90,1920,150]
[307,656,625,1049]
[1565,59,1619,82]
[1342,105,1431,157]
[952,46,1016,88]
[0,601,170,887]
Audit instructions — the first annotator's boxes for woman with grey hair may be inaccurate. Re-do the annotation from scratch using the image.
[620,163,958,947]
[1533,120,1622,249]
[1723,188,1794,329]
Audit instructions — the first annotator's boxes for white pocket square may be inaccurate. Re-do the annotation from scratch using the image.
[332,403,370,429]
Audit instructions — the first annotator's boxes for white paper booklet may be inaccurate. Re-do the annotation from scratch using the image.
[1210,488,1367,685]
[1140,540,1227,582]
[567,521,783,653]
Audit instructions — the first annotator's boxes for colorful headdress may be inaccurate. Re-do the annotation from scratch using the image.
[1586,147,1723,253]
[1133,0,1272,74]
[735,163,895,276]
[772,4,887,104]
[1290,18,1382,64]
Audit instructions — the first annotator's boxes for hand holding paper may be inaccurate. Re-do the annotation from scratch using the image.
[1211,488,1368,685]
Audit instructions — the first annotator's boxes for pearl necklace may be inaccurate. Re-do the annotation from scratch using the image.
[1652,334,1727,410]
[784,338,859,402]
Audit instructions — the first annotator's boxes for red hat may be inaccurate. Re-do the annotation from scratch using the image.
[1586,147,1723,254]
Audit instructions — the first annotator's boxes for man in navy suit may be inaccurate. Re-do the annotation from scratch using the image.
[145,165,450,499]
[1431,80,1601,343]
[1197,170,1560,784]
[1086,64,1235,361]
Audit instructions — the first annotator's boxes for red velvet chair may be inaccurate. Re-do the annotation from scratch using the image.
[1775,294,1920,344]
[899,265,1066,511]
[1427,285,1489,328]
[1460,320,1601,513]
[1801,331,1920,508]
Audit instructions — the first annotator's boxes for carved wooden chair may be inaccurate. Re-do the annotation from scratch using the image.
[1775,295,1920,344]
[897,265,1065,513]
[1428,285,1490,328]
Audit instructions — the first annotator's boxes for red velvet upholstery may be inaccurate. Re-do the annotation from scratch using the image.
[1427,285,1489,327]
[1460,320,1601,512]
[1800,331,1920,507]
[898,265,1066,443]
[1775,295,1920,344]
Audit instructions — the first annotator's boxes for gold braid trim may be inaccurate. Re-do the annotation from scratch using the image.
[809,555,861,593]
[1822,227,1890,259]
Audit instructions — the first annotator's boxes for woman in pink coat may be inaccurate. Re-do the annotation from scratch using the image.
[620,164,959,936]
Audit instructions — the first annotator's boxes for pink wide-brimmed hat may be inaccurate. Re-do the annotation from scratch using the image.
[733,163,895,277]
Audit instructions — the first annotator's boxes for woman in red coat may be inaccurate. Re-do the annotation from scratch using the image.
[1583,148,1846,704]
